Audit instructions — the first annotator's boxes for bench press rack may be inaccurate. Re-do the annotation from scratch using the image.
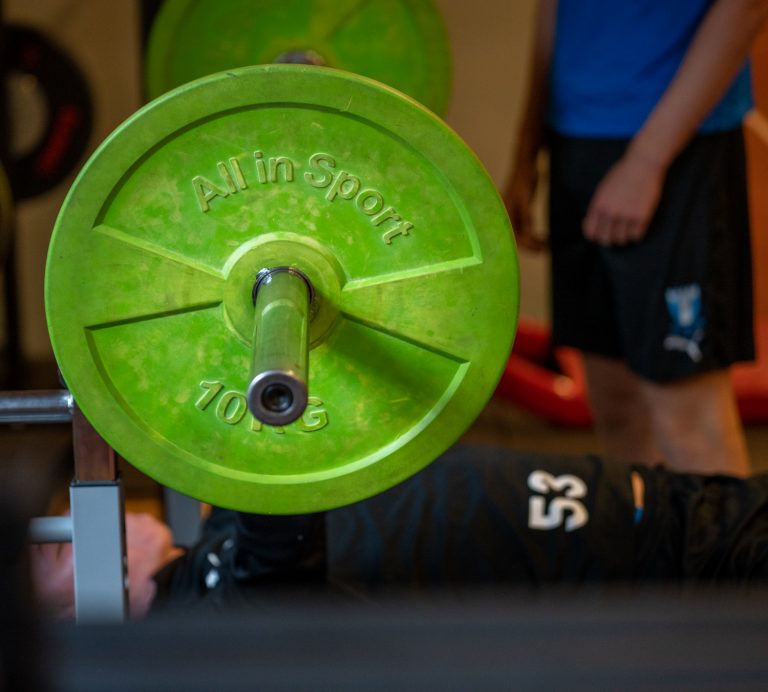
[1,389,201,623]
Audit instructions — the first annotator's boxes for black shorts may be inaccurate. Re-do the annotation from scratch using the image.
[548,128,754,382]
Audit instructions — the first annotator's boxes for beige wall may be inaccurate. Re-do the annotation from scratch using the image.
[5,0,144,361]
[437,0,549,328]
[5,0,548,363]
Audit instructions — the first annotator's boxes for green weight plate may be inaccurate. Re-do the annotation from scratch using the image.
[145,0,452,115]
[45,65,518,513]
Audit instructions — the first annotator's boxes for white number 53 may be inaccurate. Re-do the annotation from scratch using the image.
[527,471,589,532]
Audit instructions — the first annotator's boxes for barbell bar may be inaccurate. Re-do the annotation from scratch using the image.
[247,266,313,426]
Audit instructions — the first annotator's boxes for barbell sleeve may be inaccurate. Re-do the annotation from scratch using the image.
[247,268,311,426]
[0,389,74,423]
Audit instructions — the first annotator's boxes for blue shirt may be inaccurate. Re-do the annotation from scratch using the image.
[548,0,753,137]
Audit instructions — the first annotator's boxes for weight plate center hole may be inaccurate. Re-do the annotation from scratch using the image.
[273,50,326,66]
[262,383,294,413]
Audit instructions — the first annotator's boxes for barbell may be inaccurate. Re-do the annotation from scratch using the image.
[45,65,518,514]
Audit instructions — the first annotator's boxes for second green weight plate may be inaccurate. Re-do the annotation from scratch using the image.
[46,65,518,513]
[145,0,452,115]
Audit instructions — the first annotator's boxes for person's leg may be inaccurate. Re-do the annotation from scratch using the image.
[582,353,662,466]
[585,352,749,476]
[640,369,749,477]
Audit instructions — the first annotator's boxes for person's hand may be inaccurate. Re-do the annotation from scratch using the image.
[125,512,184,618]
[30,541,75,620]
[30,512,183,620]
[503,156,548,252]
[582,152,665,246]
